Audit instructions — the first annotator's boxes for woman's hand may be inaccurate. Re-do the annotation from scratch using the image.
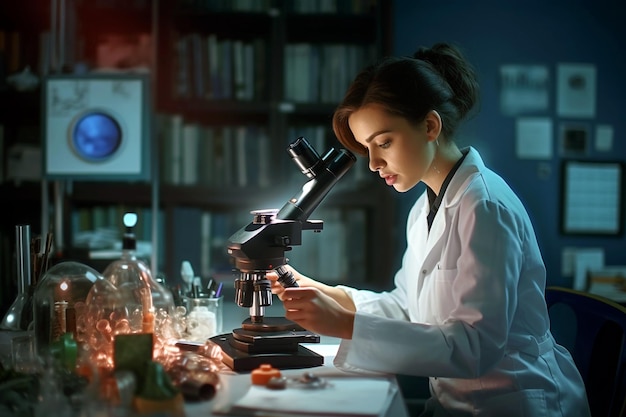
[267,265,357,339]
[267,265,320,300]
[281,287,355,339]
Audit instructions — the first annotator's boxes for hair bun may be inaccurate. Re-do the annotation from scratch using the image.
[412,43,452,70]
[413,42,480,120]
[412,46,431,61]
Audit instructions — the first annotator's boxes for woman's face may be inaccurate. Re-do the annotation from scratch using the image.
[349,104,437,193]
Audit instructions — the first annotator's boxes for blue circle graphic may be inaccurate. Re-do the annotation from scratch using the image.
[71,112,122,161]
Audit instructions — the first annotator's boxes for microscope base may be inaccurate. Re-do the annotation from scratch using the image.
[210,332,324,372]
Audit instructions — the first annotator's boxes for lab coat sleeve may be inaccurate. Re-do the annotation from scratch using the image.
[336,195,527,378]
[336,262,410,320]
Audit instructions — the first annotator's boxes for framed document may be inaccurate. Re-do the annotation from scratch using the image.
[560,160,624,235]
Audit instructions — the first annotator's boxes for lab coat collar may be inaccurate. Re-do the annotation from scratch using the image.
[440,146,482,210]
[422,147,482,256]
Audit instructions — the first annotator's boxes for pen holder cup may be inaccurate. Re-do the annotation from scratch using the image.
[183,296,223,341]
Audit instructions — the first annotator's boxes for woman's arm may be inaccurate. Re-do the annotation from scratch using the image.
[268,265,356,312]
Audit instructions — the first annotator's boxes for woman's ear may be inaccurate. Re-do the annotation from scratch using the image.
[425,110,442,141]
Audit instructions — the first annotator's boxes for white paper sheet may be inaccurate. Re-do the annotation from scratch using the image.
[515,117,553,159]
[226,377,392,416]
[595,125,614,151]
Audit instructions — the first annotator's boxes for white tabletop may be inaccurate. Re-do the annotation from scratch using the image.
[186,343,410,417]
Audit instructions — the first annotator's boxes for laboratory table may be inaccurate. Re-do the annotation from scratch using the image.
[0,296,410,417]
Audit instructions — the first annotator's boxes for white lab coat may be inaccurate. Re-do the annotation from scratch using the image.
[334,147,590,417]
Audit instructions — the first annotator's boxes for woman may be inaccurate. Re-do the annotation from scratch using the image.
[270,42,590,416]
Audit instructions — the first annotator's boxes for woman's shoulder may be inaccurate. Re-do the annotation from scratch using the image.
[458,168,525,214]
[451,148,521,205]
[452,164,537,239]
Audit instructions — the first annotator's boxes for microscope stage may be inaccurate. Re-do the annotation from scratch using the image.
[210,332,324,371]
[210,317,324,371]
[231,327,320,353]
[241,316,306,332]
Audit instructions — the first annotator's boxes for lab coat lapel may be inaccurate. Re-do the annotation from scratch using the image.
[408,203,429,268]
[419,146,480,271]
[409,202,447,296]
[420,209,447,276]
[426,211,446,255]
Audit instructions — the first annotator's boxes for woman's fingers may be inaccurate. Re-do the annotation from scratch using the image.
[276,283,354,339]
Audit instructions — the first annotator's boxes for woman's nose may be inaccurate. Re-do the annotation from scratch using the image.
[369,154,384,172]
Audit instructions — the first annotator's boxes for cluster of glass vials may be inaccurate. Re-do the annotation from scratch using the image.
[73,299,189,369]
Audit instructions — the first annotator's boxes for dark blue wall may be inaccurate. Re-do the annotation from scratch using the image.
[391,1,626,287]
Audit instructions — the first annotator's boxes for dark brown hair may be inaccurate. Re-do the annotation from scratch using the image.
[332,42,480,156]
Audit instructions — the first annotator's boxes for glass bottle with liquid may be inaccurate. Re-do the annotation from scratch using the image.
[99,213,175,322]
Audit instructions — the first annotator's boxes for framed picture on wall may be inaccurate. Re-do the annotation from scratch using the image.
[43,73,152,181]
[560,160,624,235]
[559,123,590,157]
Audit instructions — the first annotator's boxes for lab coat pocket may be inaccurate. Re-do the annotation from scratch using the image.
[477,389,547,417]
[431,267,457,323]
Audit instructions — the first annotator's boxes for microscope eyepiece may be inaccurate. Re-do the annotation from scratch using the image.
[277,142,355,222]
[288,137,323,179]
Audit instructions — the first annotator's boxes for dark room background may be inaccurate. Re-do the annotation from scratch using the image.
[390,1,626,287]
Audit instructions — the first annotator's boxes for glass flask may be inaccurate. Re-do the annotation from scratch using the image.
[33,261,104,358]
[83,213,177,368]
[100,213,174,319]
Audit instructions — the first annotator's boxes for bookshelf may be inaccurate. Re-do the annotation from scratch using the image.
[149,0,396,289]
[1,1,397,307]
[0,0,51,316]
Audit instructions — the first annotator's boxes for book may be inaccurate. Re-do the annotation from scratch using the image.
[169,114,184,185]
[257,127,270,188]
[157,114,172,183]
[243,42,254,100]
[198,126,216,187]
[212,128,225,186]
[253,38,266,100]
[173,35,191,98]
[317,209,347,282]
[181,122,200,185]
[207,33,220,99]
[291,43,311,102]
[220,126,233,186]
[219,38,233,99]
[200,211,212,277]
[234,126,247,187]
[232,40,245,100]
[189,33,206,99]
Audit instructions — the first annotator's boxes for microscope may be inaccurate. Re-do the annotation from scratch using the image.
[210,137,356,371]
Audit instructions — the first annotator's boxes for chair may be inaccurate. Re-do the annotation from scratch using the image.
[545,286,626,417]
